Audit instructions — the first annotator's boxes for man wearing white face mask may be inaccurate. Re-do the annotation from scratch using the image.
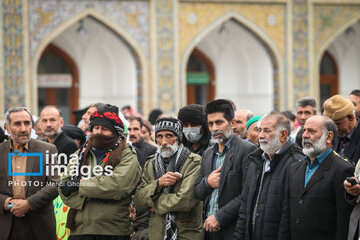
[178,104,212,156]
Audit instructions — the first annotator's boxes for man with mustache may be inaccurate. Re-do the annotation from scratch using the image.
[279,115,354,240]
[195,99,257,240]
[134,117,202,240]
[40,106,78,169]
[233,113,304,240]
[0,107,59,240]
[294,97,317,148]
[323,95,360,164]
[128,116,157,169]
[59,104,142,240]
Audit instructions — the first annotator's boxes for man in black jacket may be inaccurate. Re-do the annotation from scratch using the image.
[40,106,78,170]
[195,99,256,240]
[233,113,304,240]
[279,115,354,240]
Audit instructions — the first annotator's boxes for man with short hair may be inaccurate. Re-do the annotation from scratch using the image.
[294,97,317,147]
[279,115,354,240]
[323,95,360,164]
[349,89,360,118]
[40,106,78,169]
[59,104,142,239]
[195,99,257,240]
[128,116,157,168]
[0,107,59,240]
[178,104,212,156]
[232,109,254,139]
[234,113,304,240]
[134,117,202,239]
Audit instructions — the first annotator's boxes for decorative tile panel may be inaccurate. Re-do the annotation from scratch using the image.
[28,0,150,59]
[179,3,286,59]
[2,0,26,109]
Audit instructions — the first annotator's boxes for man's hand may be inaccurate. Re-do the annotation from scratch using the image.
[207,166,222,188]
[129,205,136,219]
[203,214,220,232]
[344,177,360,196]
[9,199,31,217]
[157,172,182,190]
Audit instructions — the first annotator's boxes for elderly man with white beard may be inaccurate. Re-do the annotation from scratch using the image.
[233,113,304,240]
[134,117,203,240]
[279,115,354,240]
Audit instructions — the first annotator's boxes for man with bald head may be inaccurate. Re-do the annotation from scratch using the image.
[279,115,354,240]
[232,109,253,139]
[40,106,78,169]
[323,95,360,164]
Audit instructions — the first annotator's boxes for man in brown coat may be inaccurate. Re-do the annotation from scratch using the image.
[0,107,59,240]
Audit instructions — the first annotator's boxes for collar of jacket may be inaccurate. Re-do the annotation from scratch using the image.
[249,141,301,169]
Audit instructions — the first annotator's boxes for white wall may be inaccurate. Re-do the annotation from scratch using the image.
[196,20,273,115]
[326,21,360,97]
[52,17,137,110]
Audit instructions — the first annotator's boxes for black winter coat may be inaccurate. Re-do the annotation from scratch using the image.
[278,150,354,240]
[195,135,257,240]
[233,141,304,240]
[53,131,78,167]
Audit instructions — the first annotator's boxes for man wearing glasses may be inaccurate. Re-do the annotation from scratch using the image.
[134,117,202,240]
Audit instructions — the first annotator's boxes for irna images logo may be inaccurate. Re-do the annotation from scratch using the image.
[8,150,114,179]
[8,150,43,176]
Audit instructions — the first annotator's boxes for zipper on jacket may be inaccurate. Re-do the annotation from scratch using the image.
[251,161,266,232]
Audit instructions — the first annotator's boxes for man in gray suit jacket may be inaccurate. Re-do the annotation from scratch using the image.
[195,99,256,240]
[0,107,59,240]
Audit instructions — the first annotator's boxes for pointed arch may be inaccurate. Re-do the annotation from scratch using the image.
[315,15,360,99]
[31,8,148,114]
[180,11,283,109]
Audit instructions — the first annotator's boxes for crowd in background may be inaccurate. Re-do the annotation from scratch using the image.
[0,89,360,240]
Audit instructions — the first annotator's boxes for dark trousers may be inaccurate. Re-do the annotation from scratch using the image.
[204,230,225,240]
[9,215,37,240]
[69,235,130,240]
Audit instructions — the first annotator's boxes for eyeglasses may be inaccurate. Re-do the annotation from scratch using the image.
[156,133,176,141]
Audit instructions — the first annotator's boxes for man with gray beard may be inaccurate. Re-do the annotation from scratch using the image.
[279,115,354,240]
[134,117,202,240]
[233,113,303,240]
[195,99,256,240]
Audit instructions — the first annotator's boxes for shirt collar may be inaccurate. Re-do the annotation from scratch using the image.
[305,148,332,166]
[212,134,235,153]
[9,138,29,152]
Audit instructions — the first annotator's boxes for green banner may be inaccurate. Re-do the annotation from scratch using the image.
[187,72,209,85]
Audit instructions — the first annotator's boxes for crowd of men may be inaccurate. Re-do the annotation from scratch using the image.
[0,89,360,240]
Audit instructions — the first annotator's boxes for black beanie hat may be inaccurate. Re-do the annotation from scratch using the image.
[178,104,205,125]
[155,117,183,142]
[89,104,124,136]
[205,99,234,122]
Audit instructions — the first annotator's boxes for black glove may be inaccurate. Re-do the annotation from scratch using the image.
[60,177,80,197]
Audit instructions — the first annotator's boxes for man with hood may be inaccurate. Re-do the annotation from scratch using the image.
[178,104,211,156]
[59,104,142,240]
[134,117,202,240]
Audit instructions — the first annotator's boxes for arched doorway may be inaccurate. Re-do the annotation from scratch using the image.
[37,44,79,124]
[319,51,338,107]
[183,17,278,114]
[34,14,145,121]
[186,48,215,105]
